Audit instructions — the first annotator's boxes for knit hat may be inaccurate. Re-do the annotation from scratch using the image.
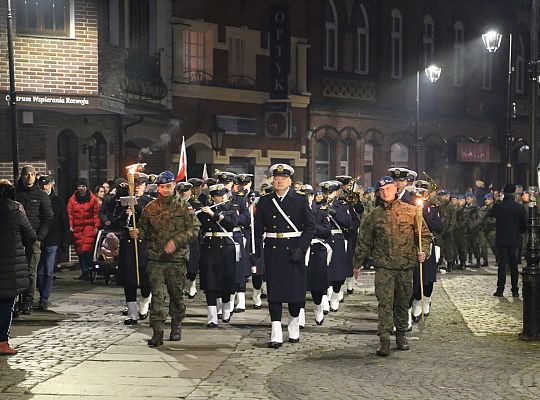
[21,165,36,175]
[77,178,89,187]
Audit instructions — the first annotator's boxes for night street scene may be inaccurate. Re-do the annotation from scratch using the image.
[0,0,539,399]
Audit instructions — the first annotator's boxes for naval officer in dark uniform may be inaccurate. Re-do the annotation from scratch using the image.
[254,164,316,348]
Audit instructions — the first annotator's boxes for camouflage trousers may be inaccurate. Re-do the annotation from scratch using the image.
[374,268,413,340]
[440,231,455,266]
[466,231,480,262]
[147,261,187,332]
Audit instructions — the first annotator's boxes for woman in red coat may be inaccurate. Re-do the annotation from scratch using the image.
[67,178,100,280]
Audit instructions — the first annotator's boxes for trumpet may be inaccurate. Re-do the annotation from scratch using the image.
[343,178,362,205]
[422,171,442,192]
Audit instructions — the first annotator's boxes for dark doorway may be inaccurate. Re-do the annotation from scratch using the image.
[88,132,108,190]
[57,129,79,200]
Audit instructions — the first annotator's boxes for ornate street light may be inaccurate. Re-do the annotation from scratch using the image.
[210,117,225,154]
[424,65,442,83]
[482,30,503,53]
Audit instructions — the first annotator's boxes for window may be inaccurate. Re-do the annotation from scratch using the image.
[355,4,369,75]
[229,37,247,76]
[423,15,434,66]
[315,140,331,183]
[128,0,150,54]
[364,143,373,165]
[324,0,338,70]
[184,30,206,79]
[482,51,492,90]
[109,0,120,46]
[390,142,409,167]
[16,0,71,37]
[453,21,464,87]
[340,143,350,175]
[391,9,403,79]
[516,36,525,94]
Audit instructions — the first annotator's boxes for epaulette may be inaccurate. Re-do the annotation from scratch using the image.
[295,190,306,196]
[237,191,245,196]
[320,205,328,210]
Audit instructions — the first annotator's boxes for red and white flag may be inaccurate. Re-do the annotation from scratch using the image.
[176,136,187,182]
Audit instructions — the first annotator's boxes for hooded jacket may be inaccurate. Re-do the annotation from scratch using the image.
[15,179,53,241]
[0,198,37,298]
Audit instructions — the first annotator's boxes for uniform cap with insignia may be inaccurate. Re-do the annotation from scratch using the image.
[375,176,394,191]
[205,177,219,186]
[388,167,410,181]
[319,180,340,193]
[209,183,228,196]
[156,171,175,185]
[188,178,205,187]
[457,194,465,200]
[237,173,253,184]
[176,181,193,192]
[484,193,493,200]
[269,163,294,177]
[300,184,314,194]
[216,171,237,183]
[414,180,430,190]
[406,170,418,182]
[465,191,474,198]
[134,172,149,184]
[438,189,449,196]
[366,186,375,193]
[335,175,353,185]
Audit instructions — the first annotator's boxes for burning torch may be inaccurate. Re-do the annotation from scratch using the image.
[416,197,425,322]
[125,163,146,286]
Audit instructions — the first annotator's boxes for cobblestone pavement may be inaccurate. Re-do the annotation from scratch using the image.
[0,265,538,399]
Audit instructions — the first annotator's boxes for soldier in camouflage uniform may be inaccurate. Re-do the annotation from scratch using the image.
[362,187,376,215]
[479,193,497,266]
[463,192,481,267]
[354,176,431,357]
[437,190,456,272]
[453,195,468,269]
[130,171,201,347]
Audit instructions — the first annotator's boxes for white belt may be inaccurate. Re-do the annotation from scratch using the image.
[265,231,302,239]
[233,227,242,232]
[330,229,343,235]
[309,238,333,266]
[204,232,233,238]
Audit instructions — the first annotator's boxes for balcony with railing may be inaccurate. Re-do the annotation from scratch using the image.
[125,50,168,101]
[179,70,269,92]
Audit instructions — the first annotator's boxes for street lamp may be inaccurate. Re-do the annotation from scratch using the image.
[522,0,540,341]
[210,116,225,155]
[482,29,513,183]
[415,65,442,172]
[6,0,19,181]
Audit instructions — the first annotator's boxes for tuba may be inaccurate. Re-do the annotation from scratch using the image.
[422,171,442,192]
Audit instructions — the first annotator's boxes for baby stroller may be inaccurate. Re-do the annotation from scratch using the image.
[90,230,120,285]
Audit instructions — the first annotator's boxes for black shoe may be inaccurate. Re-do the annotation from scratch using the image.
[339,299,344,303]
[187,294,196,299]
[412,315,421,323]
[330,307,338,313]
[139,312,148,320]
[493,291,504,297]
[207,322,217,328]
[299,325,305,330]
[170,324,181,341]
[288,338,300,343]
[267,341,282,349]
[481,262,488,267]
[217,313,222,320]
[147,331,164,347]
[222,317,231,323]
[347,289,354,295]
[315,319,324,326]
[323,310,329,315]
[37,301,48,311]
[512,290,519,298]
[124,318,138,325]
[234,307,245,313]
[261,293,267,299]
[122,308,128,316]
[253,304,262,310]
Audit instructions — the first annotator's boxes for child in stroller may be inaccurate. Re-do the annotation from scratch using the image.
[90,231,120,284]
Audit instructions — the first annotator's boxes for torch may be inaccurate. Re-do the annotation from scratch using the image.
[415,198,425,322]
[125,163,146,286]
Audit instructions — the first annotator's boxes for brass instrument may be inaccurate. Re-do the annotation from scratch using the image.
[422,171,442,192]
[343,177,362,205]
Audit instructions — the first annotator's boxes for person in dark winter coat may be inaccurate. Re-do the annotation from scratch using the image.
[488,184,528,297]
[0,179,37,355]
[15,165,53,314]
[36,176,70,310]
[67,178,101,280]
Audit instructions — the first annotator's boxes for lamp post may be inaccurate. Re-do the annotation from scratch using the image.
[210,116,225,155]
[482,30,513,183]
[6,0,19,181]
[415,65,442,172]
[521,0,540,341]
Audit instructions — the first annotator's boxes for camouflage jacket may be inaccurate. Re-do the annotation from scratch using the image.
[462,204,480,232]
[439,201,456,233]
[138,195,201,263]
[354,199,432,270]
[478,204,496,233]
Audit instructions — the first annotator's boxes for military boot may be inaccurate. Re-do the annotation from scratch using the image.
[148,324,164,347]
[170,323,182,341]
[376,339,390,357]
[396,335,410,351]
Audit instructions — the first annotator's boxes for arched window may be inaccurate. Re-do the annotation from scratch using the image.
[355,4,369,75]
[324,0,338,70]
[391,8,403,79]
[340,142,350,175]
[390,142,409,167]
[453,21,464,86]
[315,139,331,183]
[516,36,525,94]
[423,15,434,66]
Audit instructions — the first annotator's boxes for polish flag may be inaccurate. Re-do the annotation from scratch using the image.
[176,136,187,182]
